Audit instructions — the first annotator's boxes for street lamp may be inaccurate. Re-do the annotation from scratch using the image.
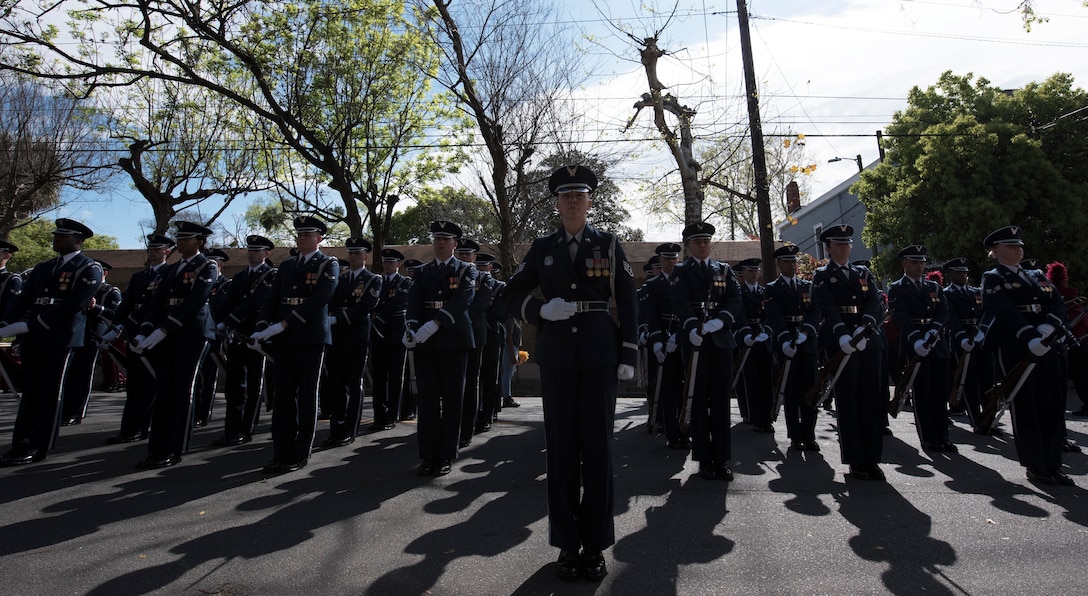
[828,154,863,172]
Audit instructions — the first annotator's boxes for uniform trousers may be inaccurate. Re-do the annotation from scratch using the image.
[908,356,950,445]
[147,338,209,457]
[460,346,483,440]
[686,344,732,464]
[222,341,267,438]
[270,344,325,463]
[414,350,468,461]
[1000,347,1065,470]
[11,345,72,453]
[834,347,885,466]
[477,332,503,427]
[117,350,157,437]
[61,344,99,421]
[540,365,617,553]
[740,346,775,427]
[370,333,405,426]
[781,351,818,442]
[193,342,221,424]
[658,351,684,441]
[325,344,368,440]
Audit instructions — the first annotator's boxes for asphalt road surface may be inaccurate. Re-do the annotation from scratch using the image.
[1,390,1086,595]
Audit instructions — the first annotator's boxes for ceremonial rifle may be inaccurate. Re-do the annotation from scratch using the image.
[103,320,157,379]
[770,331,799,422]
[730,322,759,390]
[975,333,1058,433]
[888,327,945,417]
[804,311,892,410]
[679,284,713,436]
[0,343,20,398]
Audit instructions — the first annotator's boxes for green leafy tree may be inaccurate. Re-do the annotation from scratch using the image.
[0,0,469,252]
[853,71,1088,282]
[8,219,119,271]
[387,187,499,246]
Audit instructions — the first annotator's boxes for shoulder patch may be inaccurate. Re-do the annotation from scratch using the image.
[623,260,633,277]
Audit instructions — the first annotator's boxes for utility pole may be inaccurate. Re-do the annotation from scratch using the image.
[736,0,776,281]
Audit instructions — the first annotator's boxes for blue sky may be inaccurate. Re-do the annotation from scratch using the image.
[58,0,1088,248]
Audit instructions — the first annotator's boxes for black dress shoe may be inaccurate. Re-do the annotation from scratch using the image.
[806,440,821,452]
[789,440,805,451]
[1026,468,1056,485]
[867,464,886,481]
[502,397,521,408]
[556,549,581,582]
[281,459,307,472]
[213,435,246,447]
[1051,470,1076,486]
[262,460,284,474]
[367,422,386,432]
[923,442,946,452]
[848,465,871,480]
[435,460,452,475]
[698,462,717,480]
[942,442,959,453]
[458,439,471,449]
[0,449,42,466]
[680,437,692,449]
[417,460,435,476]
[475,423,491,434]
[107,432,148,445]
[1071,406,1088,417]
[581,550,607,581]
[60,417,80,427]
[1063,440,1082,453]
[138,453,180,469]
[382,422,395,430]
[193,419,207,428]
[400,412,416,421]
[666,439,684,450]
[715,464,734,481]
[882,427,893,436]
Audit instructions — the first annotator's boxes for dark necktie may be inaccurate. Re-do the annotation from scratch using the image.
[568,237,579,261]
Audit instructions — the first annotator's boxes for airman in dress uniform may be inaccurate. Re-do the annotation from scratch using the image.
[398,258,425,421]
[671,222,744,482]
[473,252,506,434]
[888,244,954,452]
[941,257,994,434]
[251,215,339,474]
[132,220,218,468]
[456,238,488,447]
[0,241,23,395]
[644,242,686,449]
[764,245,821,451]
[61,259,122,425]
[194,247,231,428]
[213,235,276,447]
[323,237,381,447]
[0,219,102,466]
[980,226,1072,485]
[811,224,887,481]
[403,220,476,477]
[734,257,775,433]
[504,165,638,582]
[371,248,412,430]
[104,234,175,444]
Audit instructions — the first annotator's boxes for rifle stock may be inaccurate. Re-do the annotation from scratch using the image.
[977,331,1061,431]
[888,329,944,417]
[804,312,889,409]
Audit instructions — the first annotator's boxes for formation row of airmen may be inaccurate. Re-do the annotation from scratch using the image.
[0,168,1078,582]
[636,222,1078,487]
[0,216,522,475]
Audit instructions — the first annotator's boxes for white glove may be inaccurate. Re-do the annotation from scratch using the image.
[701,318,724,335]
[327,315,338,327]
[401,331,417,349]
[689,328,704,347]
[914,339,931,357]
[100,328,120,343]
[838,335,856,355]
[652,342,665,364]
[414,320,440,344]
[250,322,286,342]
[782,342,797,359]
[743,334,756,347]
[130,334,147,354]
[137,328,167,351]
[215,322,226,333]
[1028,337,1050,357]
[1037,323,1056,339]
[539,297,576,321]
[922,329,939,344]
[851,326,869,351]
[960,338,975,352]
[0,322,28,337]
[638,330,649,346]
[617,364,635,380]
[795,332,808,345]
[972,330,985,344]
[666,334,677,353]
[753,332,769,343]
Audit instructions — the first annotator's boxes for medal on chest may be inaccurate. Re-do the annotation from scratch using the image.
[306,272,317,286]
[448,275,459,290]
[58,271,72,291]
[858,277,868,293]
